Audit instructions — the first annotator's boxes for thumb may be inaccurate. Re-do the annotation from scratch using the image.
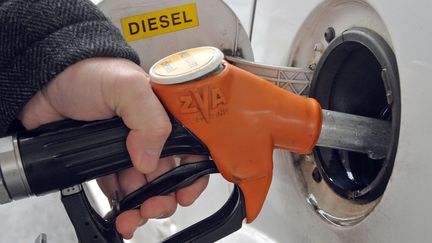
[103,63,171,174]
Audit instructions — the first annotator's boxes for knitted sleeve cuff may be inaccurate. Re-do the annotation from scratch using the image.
[0,0,140,134]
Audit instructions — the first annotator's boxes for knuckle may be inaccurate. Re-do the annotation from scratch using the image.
[109,71,152,111]
[153,120,172,138]
[124,76,152,101]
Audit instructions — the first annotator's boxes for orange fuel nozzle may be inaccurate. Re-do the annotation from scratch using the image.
[150,47,322,223]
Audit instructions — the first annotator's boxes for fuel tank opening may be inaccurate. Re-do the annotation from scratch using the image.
[310,27,401,203]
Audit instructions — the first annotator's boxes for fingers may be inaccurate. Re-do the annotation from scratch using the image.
[117,168,147,196]
[112,168,148,238]
[176,155,210,206]
[176,176,209,206]
[102,155,209,239]
[115,157,175,199]
[116,210,145,239]
[145,157,176,181]
[140,157,177,218]
[115,157,176,237]
[140,195,177,219]
[96,174,123,200]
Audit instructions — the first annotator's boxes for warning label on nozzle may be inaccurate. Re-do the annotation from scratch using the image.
[121,3,199,42]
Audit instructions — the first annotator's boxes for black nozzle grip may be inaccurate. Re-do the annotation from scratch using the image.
[18,117,208,195]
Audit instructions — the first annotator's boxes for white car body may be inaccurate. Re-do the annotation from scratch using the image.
[246,1,432,242]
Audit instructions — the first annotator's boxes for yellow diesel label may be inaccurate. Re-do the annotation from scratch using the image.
[121,3,199,42]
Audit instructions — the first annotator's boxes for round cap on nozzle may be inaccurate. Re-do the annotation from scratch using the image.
[149,46,224,85]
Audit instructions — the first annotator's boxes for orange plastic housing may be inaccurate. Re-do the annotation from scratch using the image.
[151,61,322,222]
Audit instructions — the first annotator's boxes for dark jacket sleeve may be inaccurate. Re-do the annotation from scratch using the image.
[0,0,140,134]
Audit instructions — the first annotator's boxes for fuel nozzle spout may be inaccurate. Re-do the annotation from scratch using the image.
[318,110,391,160]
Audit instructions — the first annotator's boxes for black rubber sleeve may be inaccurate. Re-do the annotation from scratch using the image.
[17,117,209,195]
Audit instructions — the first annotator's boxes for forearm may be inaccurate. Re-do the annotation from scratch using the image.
[0,0,139,134]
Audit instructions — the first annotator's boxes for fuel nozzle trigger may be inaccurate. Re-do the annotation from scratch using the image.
[61,161,246,243]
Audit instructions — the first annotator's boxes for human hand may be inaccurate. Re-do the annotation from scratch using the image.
[19,57,209,239]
